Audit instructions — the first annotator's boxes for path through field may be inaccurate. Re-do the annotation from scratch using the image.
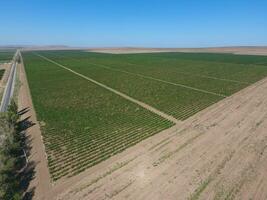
[34,53,180,124]
[87,62,227,97]
[49,74,267,200]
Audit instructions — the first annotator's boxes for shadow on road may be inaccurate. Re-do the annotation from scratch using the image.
[18,107,30,116]
[17,107,37,200]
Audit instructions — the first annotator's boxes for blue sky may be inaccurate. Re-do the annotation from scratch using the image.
[0,0,266,47]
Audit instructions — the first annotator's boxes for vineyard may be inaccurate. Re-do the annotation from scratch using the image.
[22,52,174,181]
[22,51,267,181]
[34,50,267,119]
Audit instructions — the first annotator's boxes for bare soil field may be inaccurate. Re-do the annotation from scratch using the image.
[88,46,267,55]
[47,73,267,200]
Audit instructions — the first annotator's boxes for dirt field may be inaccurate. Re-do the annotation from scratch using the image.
[18,50,267,200]
[88,46,267,55]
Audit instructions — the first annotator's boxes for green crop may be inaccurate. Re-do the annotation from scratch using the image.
[0,50,15,63]
[22,52,174,181]
[22,50,267,181]
[36,50,267,120]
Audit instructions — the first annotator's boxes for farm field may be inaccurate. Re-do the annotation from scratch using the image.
[54,71,267,200]
[0,50,15,63]
[21,50,267,182]
[33,50,267,119]
[22,52,174,181]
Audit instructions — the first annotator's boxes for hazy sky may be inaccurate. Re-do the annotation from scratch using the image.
[0,0,267,47]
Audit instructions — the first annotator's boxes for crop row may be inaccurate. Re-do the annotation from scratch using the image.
[34,51,224,120]
[50,125,164,180]
[45,120,165,165]
[22,50,267,181]
[22,52,174,181]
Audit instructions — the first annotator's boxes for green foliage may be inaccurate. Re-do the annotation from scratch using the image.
[0,102,23,200]
[0,69,5,80]
[21,50,267,181]
[0,50,15,63]
[29,50,267,120]
[7,100,19,127]
[22,52,174,181]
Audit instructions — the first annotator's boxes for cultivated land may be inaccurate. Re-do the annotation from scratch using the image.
[52,74,267,200]
[0,49,15,63]
[19,50,267,199]
[25,51,267,120]
[22,53,174,181]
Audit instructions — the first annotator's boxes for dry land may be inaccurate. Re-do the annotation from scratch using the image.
[88,46,267,55]
[19,50,267,199]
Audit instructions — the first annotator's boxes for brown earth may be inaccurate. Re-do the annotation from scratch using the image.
[18,52,267,199]
[87,46,267,55]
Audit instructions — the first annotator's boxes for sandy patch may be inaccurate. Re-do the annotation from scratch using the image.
[87,47,267,56]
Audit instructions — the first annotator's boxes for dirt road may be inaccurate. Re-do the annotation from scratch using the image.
[48,75,267,200]
[18,57,52,199]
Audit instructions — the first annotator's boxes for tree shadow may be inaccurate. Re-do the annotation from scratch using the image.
[18,107,30,116]
[16,107,38,200]
[20,161,37,200]
[17,116,36,132]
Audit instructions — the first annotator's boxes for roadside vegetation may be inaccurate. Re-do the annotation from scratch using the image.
[0,100,28,200]
[0,69,5,80]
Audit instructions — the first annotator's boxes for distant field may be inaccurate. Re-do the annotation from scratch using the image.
[33,51,267,119]
[22,51,267,181]
[0,50,15,63]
